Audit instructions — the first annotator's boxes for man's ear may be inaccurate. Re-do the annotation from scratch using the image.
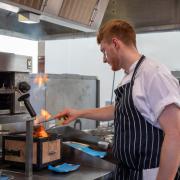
[112,38,120,49]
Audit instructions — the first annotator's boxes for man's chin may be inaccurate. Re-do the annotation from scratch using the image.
[111,66,120,71]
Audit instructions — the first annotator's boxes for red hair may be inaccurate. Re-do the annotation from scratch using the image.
[97,19,136,47]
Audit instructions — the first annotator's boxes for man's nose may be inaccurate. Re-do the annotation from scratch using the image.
[103,56,107,63]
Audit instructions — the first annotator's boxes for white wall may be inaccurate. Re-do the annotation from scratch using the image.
[45,37,124,107]
[137,32,180,70]
[0,35,38,73]
[45,32,180,107]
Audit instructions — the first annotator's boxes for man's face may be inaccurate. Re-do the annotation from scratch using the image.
[100,39,121,71]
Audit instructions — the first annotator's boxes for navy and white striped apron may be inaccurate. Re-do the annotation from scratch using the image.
[113,55,180,180]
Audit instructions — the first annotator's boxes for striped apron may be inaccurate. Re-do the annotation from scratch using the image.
[113,55,180,180]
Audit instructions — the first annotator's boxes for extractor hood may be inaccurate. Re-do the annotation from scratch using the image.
[0,0,180,40]
[0,0,109,40]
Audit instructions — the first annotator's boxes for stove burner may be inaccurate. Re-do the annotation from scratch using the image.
[2,133,61,170]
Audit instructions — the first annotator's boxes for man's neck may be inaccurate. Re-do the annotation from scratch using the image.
[122,49,141,73]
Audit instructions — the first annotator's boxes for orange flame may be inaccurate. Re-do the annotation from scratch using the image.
[41,109,51,120]
[34,74,48,87]
[34,109,52,125]
[33,109,51,138]
[33,125,48,138]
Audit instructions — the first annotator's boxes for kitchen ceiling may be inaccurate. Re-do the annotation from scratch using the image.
[0,0,179,40]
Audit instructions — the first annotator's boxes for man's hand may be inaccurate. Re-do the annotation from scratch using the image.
[53,108,80,125]
[53,105,114,125]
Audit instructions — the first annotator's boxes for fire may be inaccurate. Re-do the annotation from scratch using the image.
[34,74,48,87]
[41,109,51,120]
[34,109,52,138]
[34,109,52,125]
[33,125,48,138]
[33,74,50,138]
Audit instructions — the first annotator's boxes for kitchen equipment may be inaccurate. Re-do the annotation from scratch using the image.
[48,126,111,150]
[0,52,32,115]
[2,133,61,170]
[0,72,30,115]
[0,52,35,177]
[0,52,34,157]
[30,74,100,130]
[18,93,36,118]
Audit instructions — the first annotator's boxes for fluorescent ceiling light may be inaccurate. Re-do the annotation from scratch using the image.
[18,12,40,24]
[0,2,19,13]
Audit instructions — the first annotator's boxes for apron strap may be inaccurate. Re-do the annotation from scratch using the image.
[131,55,145,85]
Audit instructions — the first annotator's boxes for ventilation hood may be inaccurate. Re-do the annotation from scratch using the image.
[0,0,109,40]
[0,0,179,40]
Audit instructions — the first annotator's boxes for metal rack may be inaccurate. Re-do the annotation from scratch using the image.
[0,114,33,177]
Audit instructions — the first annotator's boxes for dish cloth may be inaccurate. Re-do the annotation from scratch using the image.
[0,175,9,180]
[64,142,107,158]
[48,163,80,173]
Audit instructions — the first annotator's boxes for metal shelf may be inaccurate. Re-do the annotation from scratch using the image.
[0,114,31,124]
[0,89,14,94]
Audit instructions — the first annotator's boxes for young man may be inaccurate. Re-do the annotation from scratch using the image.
[54,19,180,180]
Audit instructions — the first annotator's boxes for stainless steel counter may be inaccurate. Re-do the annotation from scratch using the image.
[1,167,113,180]
[1,144,115,180]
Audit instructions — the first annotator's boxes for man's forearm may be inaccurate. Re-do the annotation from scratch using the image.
[78,105,114,121]
[157,134,180,180]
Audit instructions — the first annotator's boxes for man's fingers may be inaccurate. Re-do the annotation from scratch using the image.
[62,117,74,125]
[52,109,75,125]
[53,111,68,119]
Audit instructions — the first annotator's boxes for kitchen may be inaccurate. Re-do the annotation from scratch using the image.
[0,0,179,179]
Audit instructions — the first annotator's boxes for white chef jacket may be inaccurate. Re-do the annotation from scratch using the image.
[119,56,180,179]
[120,56,180,129]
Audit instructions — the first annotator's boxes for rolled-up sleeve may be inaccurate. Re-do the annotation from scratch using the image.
[146,71,180,121]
